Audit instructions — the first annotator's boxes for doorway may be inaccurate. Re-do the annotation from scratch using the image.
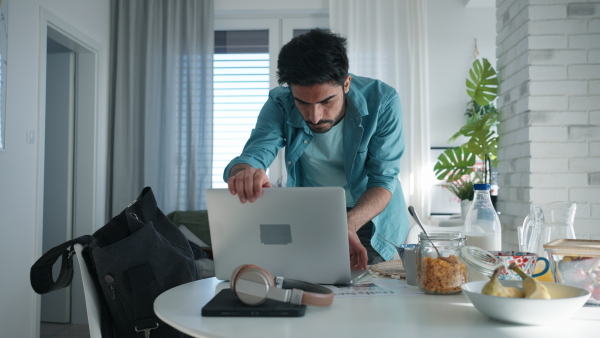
[40,37,76,324]
[39,14,100,325]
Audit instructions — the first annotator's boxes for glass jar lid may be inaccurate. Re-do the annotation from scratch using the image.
[460,246,502,276]
[418,231,464,241]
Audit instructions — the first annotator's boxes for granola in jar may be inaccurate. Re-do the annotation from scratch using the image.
[417,232,467,295]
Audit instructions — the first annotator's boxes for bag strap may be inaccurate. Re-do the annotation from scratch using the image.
[127,263,160,337]
[30,235,92,294]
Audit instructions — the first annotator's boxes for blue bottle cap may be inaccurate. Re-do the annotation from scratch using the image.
[474,183,491,190]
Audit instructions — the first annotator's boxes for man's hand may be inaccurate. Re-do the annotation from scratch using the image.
[348,230,368,270]
[346,186,391,269]
[227,165,272,203]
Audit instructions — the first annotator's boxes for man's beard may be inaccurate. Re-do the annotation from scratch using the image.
[306,100,346,134]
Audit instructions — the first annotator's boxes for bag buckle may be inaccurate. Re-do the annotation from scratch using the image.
[135,323,159,338]
[127,198,138,208]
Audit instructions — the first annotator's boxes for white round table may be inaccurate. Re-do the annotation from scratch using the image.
[154,277,600,338]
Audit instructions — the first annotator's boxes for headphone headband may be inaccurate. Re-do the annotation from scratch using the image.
[231,264,334,306]
[279,279,333,305]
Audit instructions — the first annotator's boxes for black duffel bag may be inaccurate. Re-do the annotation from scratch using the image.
[30,187,201,337]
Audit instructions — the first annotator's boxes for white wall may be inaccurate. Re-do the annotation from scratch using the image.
[427,0,496,147]
[0,0,109,336]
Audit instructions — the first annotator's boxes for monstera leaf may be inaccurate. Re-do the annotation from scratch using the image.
[466,115,497,162]
[467,129,498,167]
[466,58,498,106]
[434,147,477,182]
[450,113,497,149]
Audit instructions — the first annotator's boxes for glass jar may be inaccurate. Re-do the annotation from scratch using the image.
[416,232,467,295]
[459,246,502,282]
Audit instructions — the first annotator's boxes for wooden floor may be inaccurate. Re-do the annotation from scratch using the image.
[40,323,90,338]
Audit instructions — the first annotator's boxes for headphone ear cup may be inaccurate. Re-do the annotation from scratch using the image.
[244,264,274,285]
[230,264,252,290]
[231,264,274,285]
[231,264,274,305]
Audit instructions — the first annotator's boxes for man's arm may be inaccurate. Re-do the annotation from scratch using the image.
[346,186,392,269]
[347,186,392,233]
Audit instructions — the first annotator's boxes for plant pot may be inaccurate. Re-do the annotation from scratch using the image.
[460,199,472,220]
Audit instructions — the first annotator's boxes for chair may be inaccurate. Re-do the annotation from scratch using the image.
[403,224,465,244]
[74,243,102,338]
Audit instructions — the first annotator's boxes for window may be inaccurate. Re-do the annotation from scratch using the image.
[212,16,329,188]
[212,30,270,188]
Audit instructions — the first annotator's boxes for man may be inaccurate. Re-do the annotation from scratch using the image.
[224,29,409,269]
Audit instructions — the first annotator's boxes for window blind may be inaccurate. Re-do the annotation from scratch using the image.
[213,30,270,188]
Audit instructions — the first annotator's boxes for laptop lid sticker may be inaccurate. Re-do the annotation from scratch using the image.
[260,224,292,245]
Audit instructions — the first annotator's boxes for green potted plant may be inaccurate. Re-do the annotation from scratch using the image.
[434,58,499,214]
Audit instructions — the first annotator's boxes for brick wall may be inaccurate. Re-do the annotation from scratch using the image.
[496,0,600,250]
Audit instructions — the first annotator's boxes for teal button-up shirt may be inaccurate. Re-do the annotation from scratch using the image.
[224,75,409,260]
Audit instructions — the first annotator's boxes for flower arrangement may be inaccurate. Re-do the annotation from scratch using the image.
[444,175,475,201]
[442,170,484,202]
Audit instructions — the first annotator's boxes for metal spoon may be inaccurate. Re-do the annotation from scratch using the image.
[408,206,455,265]
[377,233,401,248]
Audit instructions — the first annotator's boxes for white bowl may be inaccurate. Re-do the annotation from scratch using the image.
[461,280,590,325]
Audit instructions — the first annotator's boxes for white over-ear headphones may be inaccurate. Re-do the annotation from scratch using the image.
[230,264,334,306]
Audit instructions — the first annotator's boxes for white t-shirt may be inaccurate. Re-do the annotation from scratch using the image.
[300,117,355,207]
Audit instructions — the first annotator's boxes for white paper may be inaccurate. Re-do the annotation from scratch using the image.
[324,275,424,298]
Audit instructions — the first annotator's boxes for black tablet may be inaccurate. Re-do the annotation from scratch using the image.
[201,288,306,317]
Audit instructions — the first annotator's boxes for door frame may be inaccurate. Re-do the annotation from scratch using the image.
[36,8,101,324]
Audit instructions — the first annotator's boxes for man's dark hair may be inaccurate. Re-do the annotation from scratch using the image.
[277,29,349,87]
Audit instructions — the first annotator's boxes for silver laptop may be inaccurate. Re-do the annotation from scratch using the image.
[205,187,367,285]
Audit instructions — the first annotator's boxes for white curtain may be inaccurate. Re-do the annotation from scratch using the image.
[330,0,431,218]
[109,0,214,215]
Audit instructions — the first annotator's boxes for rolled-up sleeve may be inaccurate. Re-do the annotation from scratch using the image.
[223,94,287,181]
[365,91,404,193]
